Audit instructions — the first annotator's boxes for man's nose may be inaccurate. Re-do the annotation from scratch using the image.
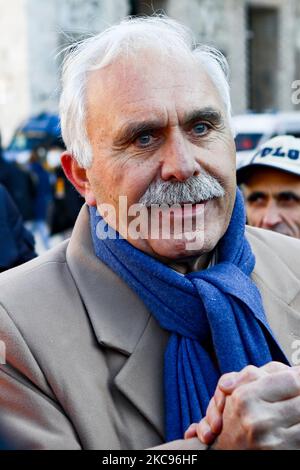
[160,133,201,182]
[261,201,283,229]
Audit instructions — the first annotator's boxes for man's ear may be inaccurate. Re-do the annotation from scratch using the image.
[61,152,96,206]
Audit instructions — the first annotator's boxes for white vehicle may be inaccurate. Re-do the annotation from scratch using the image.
[233,113,300,169]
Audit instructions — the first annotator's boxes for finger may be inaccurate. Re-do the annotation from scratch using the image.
[261,361,290,374]
[206,397,222,434]
[250,369,300,403]
[217,363,290,395]
[217,371,240,393]
[214,386,226,412]
[195,418,216,445]
[184,423,198,440]
[218,365,265,393]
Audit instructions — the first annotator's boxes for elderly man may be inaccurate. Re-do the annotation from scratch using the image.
[237,135,300,238]
[0,17,300,451]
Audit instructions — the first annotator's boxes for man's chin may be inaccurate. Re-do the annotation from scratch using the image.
[148,234,206,261]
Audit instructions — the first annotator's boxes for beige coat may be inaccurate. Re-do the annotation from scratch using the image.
[0,205,300,449]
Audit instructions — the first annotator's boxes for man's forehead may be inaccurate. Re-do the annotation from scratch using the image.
[86,51,222,109]
[85,52,227,145]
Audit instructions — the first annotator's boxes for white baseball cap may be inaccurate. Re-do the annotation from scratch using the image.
[237,135,300,184]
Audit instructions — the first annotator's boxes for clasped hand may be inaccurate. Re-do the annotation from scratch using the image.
[184,362,300,450]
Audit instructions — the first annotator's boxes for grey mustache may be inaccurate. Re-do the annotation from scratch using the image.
[138,173,225,207]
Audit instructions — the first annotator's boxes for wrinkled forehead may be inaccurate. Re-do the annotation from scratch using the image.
[85,50,227,130]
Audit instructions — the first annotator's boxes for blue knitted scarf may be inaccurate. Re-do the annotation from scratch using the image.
[89,189,289,441]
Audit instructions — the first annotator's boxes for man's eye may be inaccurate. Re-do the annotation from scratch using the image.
[135,133,154,147]
[192,122,210,136]
[280,195,293,203]
[278,193,299,203]
[247,194,266,205]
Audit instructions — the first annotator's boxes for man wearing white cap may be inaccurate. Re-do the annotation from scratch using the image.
[237,135,300,238]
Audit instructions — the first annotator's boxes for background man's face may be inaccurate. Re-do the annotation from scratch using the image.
[85,49,236,260]
[243,167,300,238]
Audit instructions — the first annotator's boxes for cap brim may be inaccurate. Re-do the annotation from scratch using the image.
[237,162,300,185]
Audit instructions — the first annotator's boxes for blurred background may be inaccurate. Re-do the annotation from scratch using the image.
[1,0,300,252]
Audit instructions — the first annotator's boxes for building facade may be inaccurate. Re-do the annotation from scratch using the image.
[1,0,300,145]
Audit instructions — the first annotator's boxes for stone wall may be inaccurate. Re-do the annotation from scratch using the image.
[0,0,29,144]
[167,0,247,114]
[167,0,300,113]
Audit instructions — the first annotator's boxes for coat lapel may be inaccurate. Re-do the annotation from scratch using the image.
[66,205,169,438]
[114,315,169,438]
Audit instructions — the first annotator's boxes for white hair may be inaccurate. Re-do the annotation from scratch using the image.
[59,15,233,168]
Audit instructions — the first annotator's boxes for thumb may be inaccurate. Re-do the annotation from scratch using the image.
[218,372,240,393]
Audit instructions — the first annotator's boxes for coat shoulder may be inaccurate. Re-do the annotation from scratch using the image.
[0,238,92,385]
[0,240,73,328]
[0,239,69,286]
[245,225,300,281]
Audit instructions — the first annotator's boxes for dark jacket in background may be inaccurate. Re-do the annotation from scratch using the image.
[0,185,37,272]
[29,161,52,221]
[49,168,84,235]
[0,155,36,221]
